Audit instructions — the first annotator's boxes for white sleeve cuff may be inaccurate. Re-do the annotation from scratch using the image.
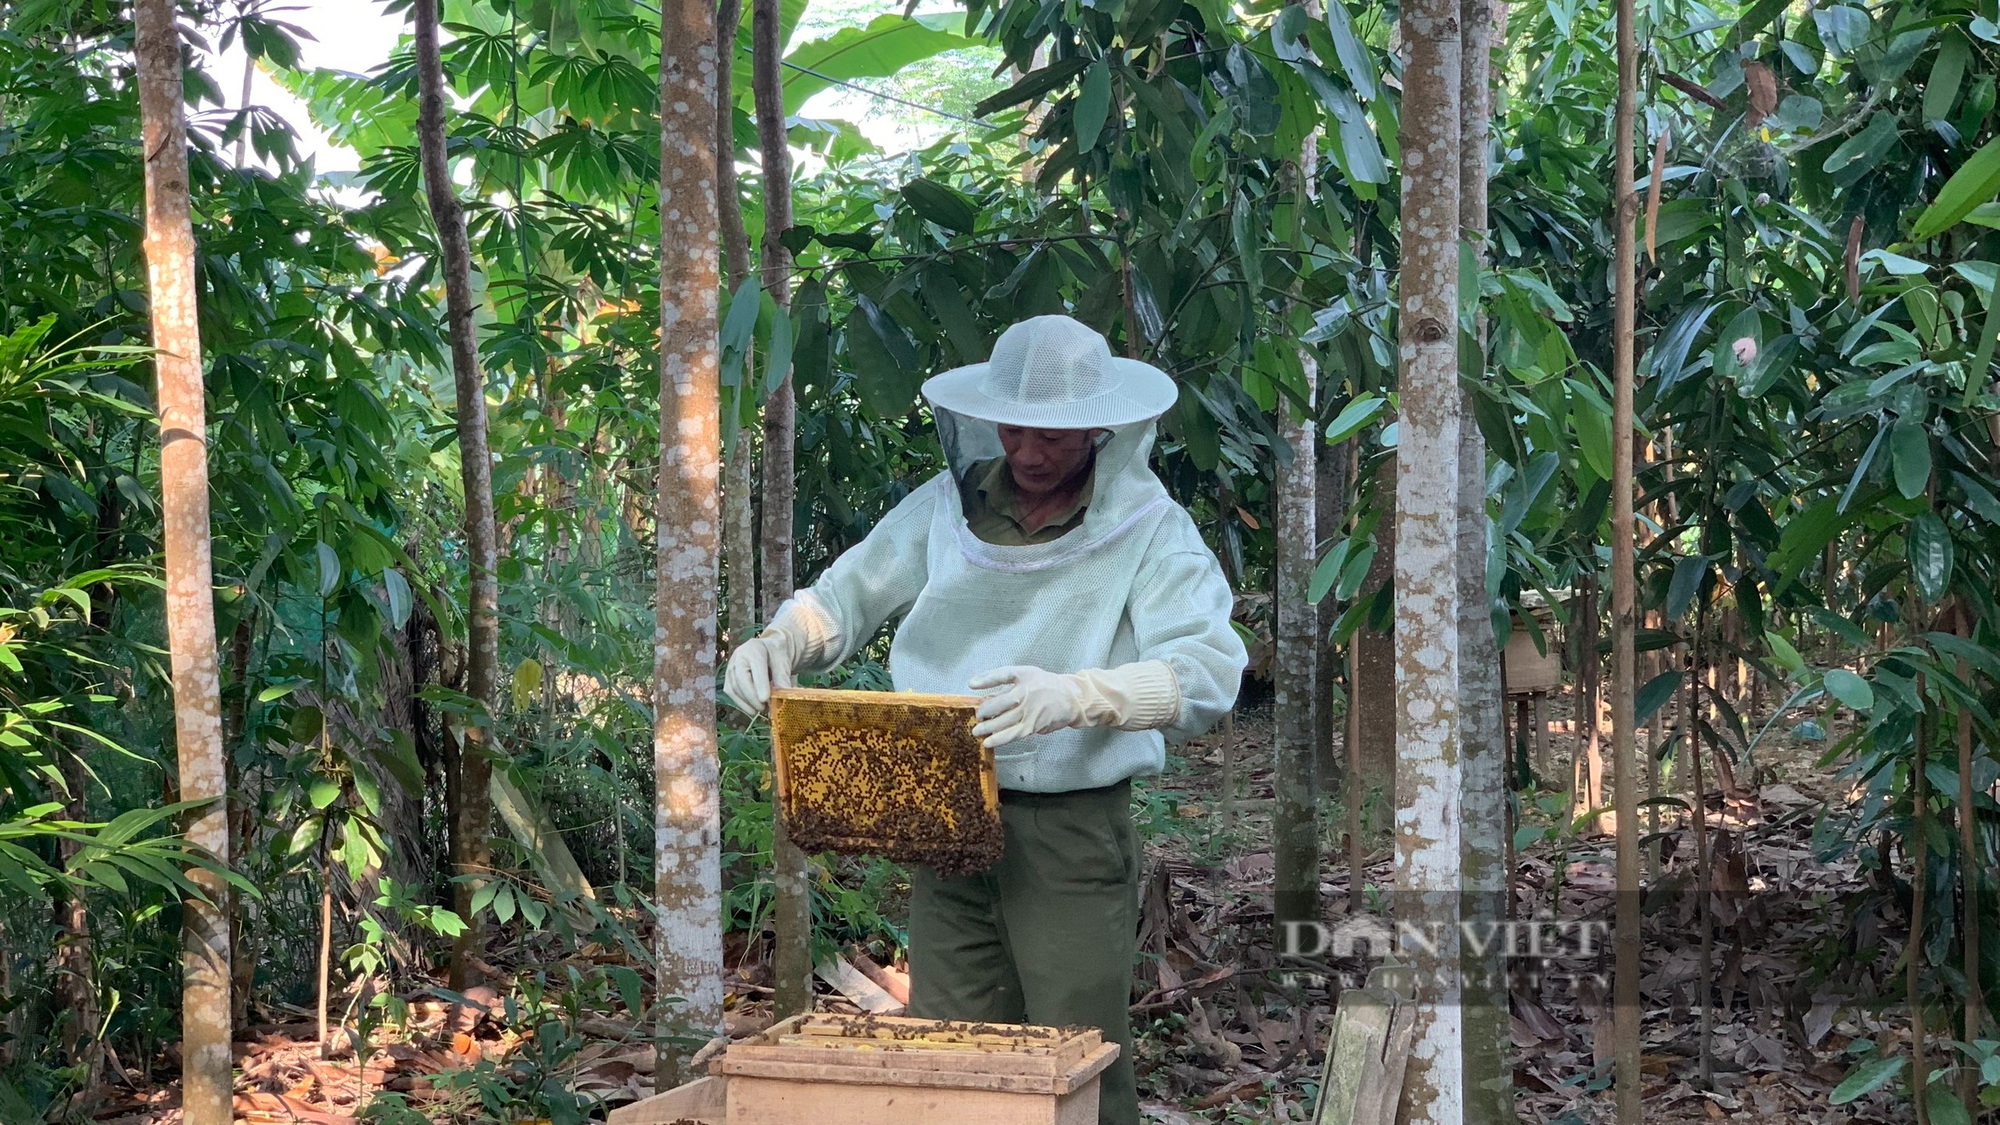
[769,591,842,670]
[1075,660,1182,732]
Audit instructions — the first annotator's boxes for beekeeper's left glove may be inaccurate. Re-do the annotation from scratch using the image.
[968,661,1180,750]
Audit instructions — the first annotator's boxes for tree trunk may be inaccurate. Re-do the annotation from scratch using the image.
[1274,116,1321,933]
[1315,444,1349,788]
[1609,0,1643,1113]
[135,1,232,1117]
[717,0,759,649]
[655,0,728,1088]
[413,0,501,992]
[752,0,814,1020]
[1686,639,1715,1087]
[1272,327,1319,930]
[57,750,103,1106]
[1355,459,1397,805]
[1573,577,1606,830]
[1393,0,1464,1116]
[1457,0,1511,1116]
[224,612,257,1034]
[1956,650,1982,1110]
[1908,700,1931,1125]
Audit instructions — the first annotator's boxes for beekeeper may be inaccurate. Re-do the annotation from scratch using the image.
[724,314,1246,1125]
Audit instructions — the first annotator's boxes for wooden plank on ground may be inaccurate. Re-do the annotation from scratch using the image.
[814,957,906,1015]
[1312,972,1414,1125]
[850,949,911,1005]
[605,1074,725,1125]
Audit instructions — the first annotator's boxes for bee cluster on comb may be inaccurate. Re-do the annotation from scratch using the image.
[770,688,1004,877]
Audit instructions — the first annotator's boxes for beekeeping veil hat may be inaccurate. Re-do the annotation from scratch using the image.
[923,314,1178,431]
[923,316,1178,506]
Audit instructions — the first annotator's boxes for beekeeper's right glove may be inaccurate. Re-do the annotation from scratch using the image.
[723,601,827,717]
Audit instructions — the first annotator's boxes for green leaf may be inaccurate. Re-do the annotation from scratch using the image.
[381,568,413,630]
[309,778,341,810]
[1075,60,1113,152]
[1908,512,1953,603]
[847,300,921,418]
[1814,5,1873,55]
[1830,1056,1904,1104]
[1823,668,1875,712]
[1323,2,1378,101]
[1913,133,2000,240]
[1927,1086,1973,1125]
[901,178,979,233]
[1308,540,1349,604]
[1924,33,1969,122]
[1891,417,1932,499]
[1666,556,1708,620]
[974,58,1091,118]
[1323,394,1385,445]
[608,965,647,1018]
[340,820,372,880]
[1741,334,1801,397]
[1859,249,1928,277]
[1821,112,1899,184]
[1569,379,1614,480]
[1335,544,1377,602]
[763,304,794,396]
[316,541,340,598]
[779,16,973,115]
[1952,471,2000,525]
[1321,84,1386,184]
[1766,632,1806,673]
[287,817,323,857]
[1636,671,1684,724]
[718,275,761,389]
[1728,0,1790,47]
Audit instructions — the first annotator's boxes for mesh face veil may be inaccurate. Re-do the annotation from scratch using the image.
[922,315,1180,560]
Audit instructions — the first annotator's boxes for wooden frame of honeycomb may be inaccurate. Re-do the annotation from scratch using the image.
[769,687,1003,876]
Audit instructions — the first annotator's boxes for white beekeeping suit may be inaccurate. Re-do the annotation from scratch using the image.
[726,315,1245,793]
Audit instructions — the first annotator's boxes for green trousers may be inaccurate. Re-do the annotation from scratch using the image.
[907,780,1141,1125]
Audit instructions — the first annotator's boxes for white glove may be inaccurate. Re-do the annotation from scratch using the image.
[968,661,1181,750]
[723,600,829,717]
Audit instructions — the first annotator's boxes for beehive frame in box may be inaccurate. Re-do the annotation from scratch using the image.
[769,687,1003,876]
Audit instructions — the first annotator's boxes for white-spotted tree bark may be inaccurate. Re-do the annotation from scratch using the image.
[751,0,813,1018]
[655,0,727,1087]
[1457,0,1511,1118]
[134,1,232,1117]
[413,0,502,992]
[1394,0,1464,1117]
[1610,0,1643,1115]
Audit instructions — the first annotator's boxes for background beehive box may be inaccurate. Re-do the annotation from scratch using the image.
[769,687,1001,873]
[714,1014,1117,1125]
[1503,609,1563,695]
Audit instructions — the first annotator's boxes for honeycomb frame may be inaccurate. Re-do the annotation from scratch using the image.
[769,687,1003,875]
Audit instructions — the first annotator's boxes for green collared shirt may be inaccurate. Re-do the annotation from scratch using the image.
[962,457,1095,545]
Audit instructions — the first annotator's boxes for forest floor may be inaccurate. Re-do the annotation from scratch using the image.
[91,693,1916,1125]
[1127,697,1913,1125]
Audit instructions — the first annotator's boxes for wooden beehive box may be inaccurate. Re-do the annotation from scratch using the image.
[1503,611,1562,695]
[717,1013,1118,1125]
[769,687,1003,876]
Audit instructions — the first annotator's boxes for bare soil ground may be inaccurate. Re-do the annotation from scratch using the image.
[93,693,1914,1125]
